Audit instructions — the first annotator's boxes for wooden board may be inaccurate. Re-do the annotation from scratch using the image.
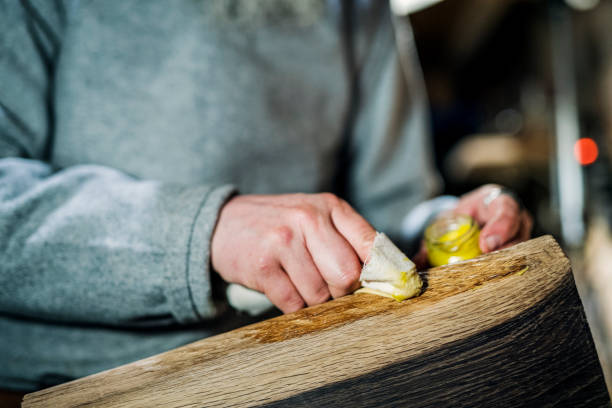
[22,235,610,407]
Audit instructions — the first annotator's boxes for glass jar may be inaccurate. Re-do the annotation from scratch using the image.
[425,214,482,267]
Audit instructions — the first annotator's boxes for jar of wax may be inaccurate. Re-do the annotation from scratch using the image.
[425,214,482,267]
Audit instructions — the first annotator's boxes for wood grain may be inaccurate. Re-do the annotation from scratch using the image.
[22,235,609,407]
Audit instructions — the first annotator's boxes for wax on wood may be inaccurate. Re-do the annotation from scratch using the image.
[22,235,610,407]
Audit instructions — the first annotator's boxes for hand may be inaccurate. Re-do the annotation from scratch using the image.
[453,184,533,253]
[412,184,532,269]
[210,193,376,314]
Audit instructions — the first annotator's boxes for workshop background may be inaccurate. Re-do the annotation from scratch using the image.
[410,0,612,392]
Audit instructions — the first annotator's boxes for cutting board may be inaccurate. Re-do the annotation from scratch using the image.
[22,235,610,407]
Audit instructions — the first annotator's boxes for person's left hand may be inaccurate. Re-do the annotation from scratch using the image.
[413,184,533,269]
[453,184,533,253]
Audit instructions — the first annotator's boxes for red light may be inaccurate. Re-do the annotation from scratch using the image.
[574,138,598,166]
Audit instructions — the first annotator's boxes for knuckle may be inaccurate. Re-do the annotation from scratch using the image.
[483,183,502,192]
[494,200,518,217]
[336,197,354,214]
[279,288,303,310]
[251,258,275,291]
[291,193,309,205]
[270,226,294,246]
[499,196,519,212]
[359,227,376,248]
[310,287,330,305]
[255,255,275,274]
[291,205,319,226]
[277,285,294,303]
[336,267,360,290]
[319,192,341,207]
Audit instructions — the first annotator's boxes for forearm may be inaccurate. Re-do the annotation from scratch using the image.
[0,157,235,326]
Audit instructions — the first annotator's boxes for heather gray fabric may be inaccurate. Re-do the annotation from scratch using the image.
[0,0,438,391]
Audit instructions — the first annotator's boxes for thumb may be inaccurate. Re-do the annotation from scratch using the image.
[330,201,377,262]
[479,210,520,252]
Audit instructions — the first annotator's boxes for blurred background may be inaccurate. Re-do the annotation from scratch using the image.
[407,0,612,392]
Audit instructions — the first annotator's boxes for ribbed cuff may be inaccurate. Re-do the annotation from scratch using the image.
[165,184,236,324]
[186,185,236,321]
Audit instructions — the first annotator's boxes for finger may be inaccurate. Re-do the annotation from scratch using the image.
[280,240,331,306]
[330,199,377,262]
[303,219,363,299]
[490,210,533,250]
[452,194,481,220]
[504,210,533,245]
[517,210,533,241]
[477,193,518,227]
[259,267,305,314]
[478,196,521,252]
[453,184,501,221]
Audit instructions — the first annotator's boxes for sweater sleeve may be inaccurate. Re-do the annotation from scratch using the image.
[344,10,441,252]
[0,0,234,326]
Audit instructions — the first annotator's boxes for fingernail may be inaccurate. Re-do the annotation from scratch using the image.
[486,235,502,251]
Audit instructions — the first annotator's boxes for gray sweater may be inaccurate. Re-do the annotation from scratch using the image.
[0,0,438,391]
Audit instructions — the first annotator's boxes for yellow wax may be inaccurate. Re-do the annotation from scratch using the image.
[426,215,482,267]
[438,223,471,243]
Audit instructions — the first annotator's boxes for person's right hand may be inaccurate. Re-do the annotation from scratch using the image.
[210,193,376,314]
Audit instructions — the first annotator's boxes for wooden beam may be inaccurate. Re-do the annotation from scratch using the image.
[22,235,609,407]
